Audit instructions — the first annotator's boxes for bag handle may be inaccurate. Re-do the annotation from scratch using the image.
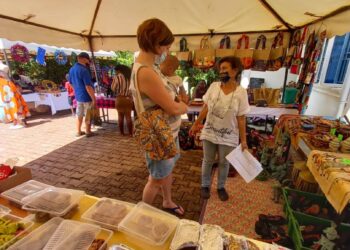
[255,35,267,49]
[132,65,147,113]
[219,35,231,49]
[237,34,249,49]
[200,36,210,49]
[272,32,284,49]
[180,37,188,52]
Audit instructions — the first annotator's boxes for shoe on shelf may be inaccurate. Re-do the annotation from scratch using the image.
[201,187,211,199]
[217,188,229,201]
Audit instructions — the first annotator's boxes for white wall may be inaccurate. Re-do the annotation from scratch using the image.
[304,85,341,117]
[241,67,298,89]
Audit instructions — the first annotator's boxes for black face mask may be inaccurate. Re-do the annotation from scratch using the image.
[219,72,230,83]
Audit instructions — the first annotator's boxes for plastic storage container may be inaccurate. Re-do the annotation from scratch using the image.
[43,220,112,250]
[170,219,200,250]
[8,217,64,250]
[21,187,85,217]
[0,213,34,249]
[1,180,51,205]
[81,197,134,231]
[118,202,179,246]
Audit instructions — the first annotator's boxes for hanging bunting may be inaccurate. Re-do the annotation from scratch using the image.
[54,50,68,65]
[10,44,29,63]
[36,47,46,66]
[70,52,77,65]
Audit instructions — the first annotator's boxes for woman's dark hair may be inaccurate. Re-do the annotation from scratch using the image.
[115,64,131,81]
[218,56,243,82]
[137,18,174,54]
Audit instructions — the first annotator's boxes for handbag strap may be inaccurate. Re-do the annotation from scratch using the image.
[180,37,188,52]
[272,32,284,49]
[219,35,231,49]
[200,36,210,49]
[237,34,249,49]
[132,64,147,113]
[255,35,267,49]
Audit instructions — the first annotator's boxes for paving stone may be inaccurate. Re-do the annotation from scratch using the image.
[0,113,204,221]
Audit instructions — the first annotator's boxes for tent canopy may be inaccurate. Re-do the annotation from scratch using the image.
[0,0,349,51]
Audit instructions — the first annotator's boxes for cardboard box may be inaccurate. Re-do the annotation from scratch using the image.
[0,167,32,192]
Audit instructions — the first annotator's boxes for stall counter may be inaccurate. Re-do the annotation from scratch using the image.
[0,195,276,250]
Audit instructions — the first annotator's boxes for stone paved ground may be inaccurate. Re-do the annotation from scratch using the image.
[0,111,204,221]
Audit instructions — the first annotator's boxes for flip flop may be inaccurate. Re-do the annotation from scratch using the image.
[76,131,86,137]
[86,132,97,138]
[163,205,184,216]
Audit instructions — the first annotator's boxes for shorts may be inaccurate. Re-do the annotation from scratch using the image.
[76,102,92,122]
[68,96,75,106]
[145,137,180,179]
[115,96,133,113]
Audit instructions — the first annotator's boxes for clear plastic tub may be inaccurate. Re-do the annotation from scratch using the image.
[1,180,51,205]
[43,220,112,250]
[81,198,134,231]
[0,213,34,249]
[8,217,64,250]
[170,219,200,250]
[21,187,85,217]
[118,202,179,246]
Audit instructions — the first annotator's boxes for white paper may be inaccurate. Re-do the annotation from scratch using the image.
[225,145,263,183]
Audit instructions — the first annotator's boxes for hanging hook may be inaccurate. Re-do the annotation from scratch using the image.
[208,29,215,38]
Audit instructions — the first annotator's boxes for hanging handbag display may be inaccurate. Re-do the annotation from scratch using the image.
[252,35,270,71]
[284,30,301,68]
[216,35,235,59]
[193,36,216,68]
[176,37,192,62]
[132,69,177,160]
[267,32,285,71]
[290,27,308,75]
[235,34,253,69]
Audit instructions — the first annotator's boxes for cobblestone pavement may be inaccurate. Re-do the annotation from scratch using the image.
[0,112,204,221]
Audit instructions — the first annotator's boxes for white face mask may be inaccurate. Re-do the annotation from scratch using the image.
[155,51,167,65]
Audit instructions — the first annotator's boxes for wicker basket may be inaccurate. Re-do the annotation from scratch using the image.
[309,134,332,149]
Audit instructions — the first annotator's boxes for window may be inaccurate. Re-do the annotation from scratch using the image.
[325,33,350,84]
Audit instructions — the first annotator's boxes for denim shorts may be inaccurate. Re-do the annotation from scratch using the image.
[145,137,180,179]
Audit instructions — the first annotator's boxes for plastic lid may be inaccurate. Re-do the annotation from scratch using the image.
[43,220,101,250]
[81,197,134,231]
[8,217,63,250]
[1,180,52,205]
[21,187,85,217]
[118,202,179,246]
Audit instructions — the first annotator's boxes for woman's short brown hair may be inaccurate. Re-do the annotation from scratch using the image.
[218,56,243,81]
[137,18,174,54]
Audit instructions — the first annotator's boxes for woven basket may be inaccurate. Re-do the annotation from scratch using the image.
[309,134,332,149]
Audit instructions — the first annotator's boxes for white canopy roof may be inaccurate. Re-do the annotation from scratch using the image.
[0,0,349,51]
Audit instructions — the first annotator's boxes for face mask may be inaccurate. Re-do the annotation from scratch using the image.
[219,72,230,83]
[155,52,167,65]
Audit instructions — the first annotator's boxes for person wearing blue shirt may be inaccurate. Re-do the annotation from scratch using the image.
[69,52,96,137]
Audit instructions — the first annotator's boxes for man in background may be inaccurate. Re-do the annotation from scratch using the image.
[68,52,96,137]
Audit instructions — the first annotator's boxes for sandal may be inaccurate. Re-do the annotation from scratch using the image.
[86,132,97,138]
[163,205,184,216]
[76,131,86,137]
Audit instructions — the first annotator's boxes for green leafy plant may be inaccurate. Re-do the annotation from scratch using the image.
[176,61,218,94]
